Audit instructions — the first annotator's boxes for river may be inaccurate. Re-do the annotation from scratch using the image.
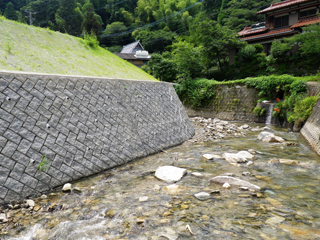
[2,118,320,240]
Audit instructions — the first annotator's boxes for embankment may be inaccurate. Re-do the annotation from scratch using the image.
[301,82,320,155]
[185,83,261,122]
[0,71,195,204]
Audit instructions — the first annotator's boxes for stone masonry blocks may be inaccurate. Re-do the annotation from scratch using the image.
[0,71,195,204]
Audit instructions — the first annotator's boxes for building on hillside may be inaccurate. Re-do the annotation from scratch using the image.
[114,40,151,68]
[230,0,320,63]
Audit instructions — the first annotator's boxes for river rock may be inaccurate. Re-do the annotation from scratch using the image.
[25,199,35,208]
[0,213,8,223]
[223,183,231,189]
[162,184,185,194]
[191,172,203,177]
[258,131,274,140]
[202,154,222,160]
[237,151,254,159]
[62,183,72,192]
[262,135,285,143]
[194,192,211,200]
[155,166,187,183]
[139,196,149,202]
[279,159,300,165]
[265,216,285,225]
[210,176,260,191]
[222,153,247,163]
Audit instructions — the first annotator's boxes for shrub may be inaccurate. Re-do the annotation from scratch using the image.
[253,106,265,116]
[288,95,319,125]
[83,30,99,48]
[175,78,218,108]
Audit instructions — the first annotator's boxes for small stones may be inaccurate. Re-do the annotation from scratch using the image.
[191,172,203,177]
[211,175,261,191]
[210,190,220,194]
[194,192,211,200]
[160,218,170,224]
[223,183,231,189]
[136,217,146,224]
[265,216,285,225]
[73,187,82,194]
[162,184,185,194]
[139,196,149,202]
[242,172,251,176]
[62,183,72,192]
[105,209,115,218]
[202,154,221,160]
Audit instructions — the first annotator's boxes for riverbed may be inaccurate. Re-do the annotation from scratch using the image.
[2,118,320,239]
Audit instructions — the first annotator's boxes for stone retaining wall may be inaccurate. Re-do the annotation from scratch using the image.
[0,71,195,204]
[185,83,261,122]
[301,82,320,155]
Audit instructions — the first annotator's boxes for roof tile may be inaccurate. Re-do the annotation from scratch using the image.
[258,0,310,14]
[291,16,320,28]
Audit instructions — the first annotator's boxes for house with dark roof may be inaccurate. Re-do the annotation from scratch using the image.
[114,40,151,68]
[230,0,320,63]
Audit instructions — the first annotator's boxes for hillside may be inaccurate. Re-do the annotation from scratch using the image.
[0,18,156,81]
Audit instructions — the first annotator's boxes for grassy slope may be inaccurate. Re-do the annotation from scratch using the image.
[0,18,156,81]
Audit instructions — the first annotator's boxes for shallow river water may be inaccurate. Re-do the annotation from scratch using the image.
[2,119,320,240]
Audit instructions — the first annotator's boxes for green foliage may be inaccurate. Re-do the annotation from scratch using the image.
[270,39,291,60]
[288,95,318,125]
[4,2,17,21]
[83,30,99,48]
[38,155,50,172]
[245,75,307,99]
[252,106,265,116]
[175,78,218,108]
[238,44,256,61]
[146,53,177,82]
[171,40,203,81]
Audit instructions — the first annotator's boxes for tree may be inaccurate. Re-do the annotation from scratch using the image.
[4,2,17,20]
[171,40,204,80]
[81,2,102,35]
[55,0,79,34]
[190,20,244,71]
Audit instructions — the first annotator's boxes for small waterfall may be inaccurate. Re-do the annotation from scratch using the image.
[265,103,274,125]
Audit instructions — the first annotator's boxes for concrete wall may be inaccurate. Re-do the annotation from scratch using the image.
[185,83,261,122]
[301,82,320,155]
[0,71,195,204]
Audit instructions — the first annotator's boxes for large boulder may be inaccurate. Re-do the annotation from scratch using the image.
[258,131,285,143]
[155,166,187,183]
[210,175,260,191]
[262,135,285,143]
[258,131,274,140]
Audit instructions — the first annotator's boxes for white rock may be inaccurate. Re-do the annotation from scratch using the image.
[258,131,275,140]
[241,124,250,129]
[139,196,149,202]
[210,176,260,191]
[246,161,254,166]
[242,172,251,176]
[223,183,231,189]
[155,166,187,183]
[237,151,254,159]
[202,154,215,160]
[62,183,72,192]
[222,153,247,163]
[194,192,211,200]
[25,199,35,208]
[191,172,203,177]
[265,216,285,225]
[262,135,285,143]
[0,213,8,222]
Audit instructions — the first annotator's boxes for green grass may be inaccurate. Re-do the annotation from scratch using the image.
[0,17,156,81]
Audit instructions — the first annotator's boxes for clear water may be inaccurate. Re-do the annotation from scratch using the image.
[2,121,320,240]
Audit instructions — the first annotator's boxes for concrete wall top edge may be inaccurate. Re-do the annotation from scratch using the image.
[0,70,173,85]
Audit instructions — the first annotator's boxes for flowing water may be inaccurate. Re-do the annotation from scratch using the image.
[2,120,320,240]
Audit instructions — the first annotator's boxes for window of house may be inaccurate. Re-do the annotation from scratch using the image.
[300,9,317,18]
[274,15,289,28]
